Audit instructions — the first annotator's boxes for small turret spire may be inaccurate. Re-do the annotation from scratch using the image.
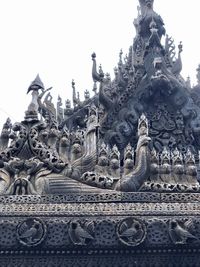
[72,80,80,107]
[25,74,45,121]
[27,74,44,94]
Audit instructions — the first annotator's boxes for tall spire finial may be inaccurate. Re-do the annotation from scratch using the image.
[27,74,44,94]
[25,74,45,121]
[139,0,154,14]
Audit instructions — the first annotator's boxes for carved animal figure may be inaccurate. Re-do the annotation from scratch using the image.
[119,221,140,240]
[169,220,197,244]
[115,134,151,191]
[19,220,41,243]
[69,221,94,245]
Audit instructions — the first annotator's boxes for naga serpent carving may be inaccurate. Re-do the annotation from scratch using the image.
[70,114,151,192]
[115,124,151,192]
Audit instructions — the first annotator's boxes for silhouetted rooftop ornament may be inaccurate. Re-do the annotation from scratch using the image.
[25,74,46,122]
[27,74,44,94]
[196,64,200,85]
[92,53,104,83]
[84,89,90,101]
[186,76,191,89]
[72,79,81,108]
[139,0,154,14]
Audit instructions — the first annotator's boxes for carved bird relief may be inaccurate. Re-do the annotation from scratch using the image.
[169,219,198,244]
[120,221,139,239]
[68,221,95,246]
[20,222,39,242]
[117,218,146,246]
[17,218,46,246]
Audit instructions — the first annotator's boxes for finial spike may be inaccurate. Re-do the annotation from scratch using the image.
[27,74,44,94]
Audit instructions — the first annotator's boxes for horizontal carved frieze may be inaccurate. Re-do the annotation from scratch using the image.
[0,202,200,216]
[0,216,200,251]
[0,193,200,204]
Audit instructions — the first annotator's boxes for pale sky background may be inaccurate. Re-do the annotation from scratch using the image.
[0,0,200,129]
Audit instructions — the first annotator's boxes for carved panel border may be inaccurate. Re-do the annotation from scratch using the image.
[1,202,200,216]
[0,193,200,204]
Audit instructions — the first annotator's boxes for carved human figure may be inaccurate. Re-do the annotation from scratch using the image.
[57,95,63,124]
[86,104,99,155]
[185,148,198,187]
[47,123,60,150]
[44,92,57,122]
[0,118,12,150]
[172,148,186,186]
[95,143,109,175]
[84,90,90,101]
[191,115,200,147]
[109,145,120,178]
[64,99,73,120]
[87,104,98,129]
[149,148,159,182]
[124,144,134,175]
[137,113,148,138]
[59,129,70,162]
[160,147,172,184]
[71,131,83,162]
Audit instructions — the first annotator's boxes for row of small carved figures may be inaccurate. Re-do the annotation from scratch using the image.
[96,144,199,174]
[151,147,198,166]
[0,120,85,147]
[147,147,200,191]
[4,217,200,248]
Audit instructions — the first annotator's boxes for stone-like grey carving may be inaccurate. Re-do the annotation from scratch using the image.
[117,218,146,246]
[0,1,200,265]
[68,220,95,246]
[17,218,47,247]
[169,219,198,245]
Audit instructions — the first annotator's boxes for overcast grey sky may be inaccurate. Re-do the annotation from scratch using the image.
[0,0,199,129]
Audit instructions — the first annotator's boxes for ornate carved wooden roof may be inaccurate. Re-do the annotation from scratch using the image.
[0,1,200,266]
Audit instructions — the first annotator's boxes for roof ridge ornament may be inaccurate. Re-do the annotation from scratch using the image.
[27,74,44,95]
[25,74,46,122]
[139,0,154,14]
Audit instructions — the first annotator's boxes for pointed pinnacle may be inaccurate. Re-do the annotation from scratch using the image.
[27,74,45,94]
